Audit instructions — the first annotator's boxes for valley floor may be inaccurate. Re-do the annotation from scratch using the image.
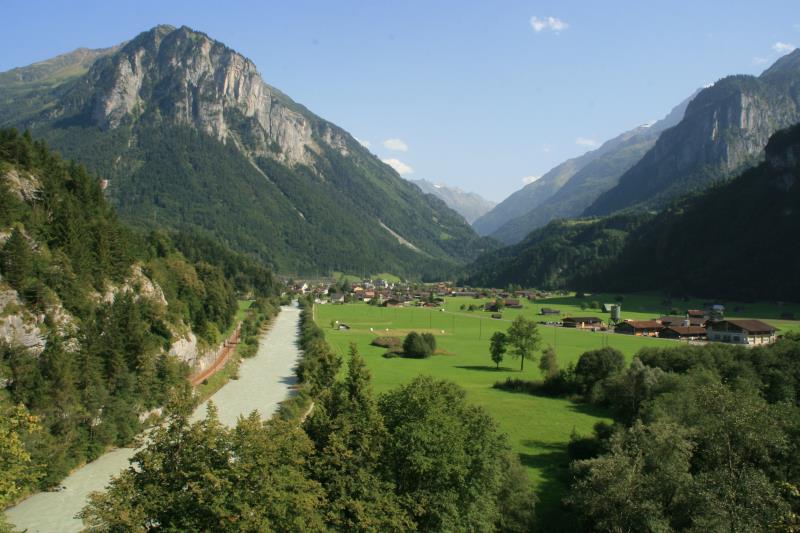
[314,295,800,528]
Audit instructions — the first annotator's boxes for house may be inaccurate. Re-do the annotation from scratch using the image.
[706,319,777,345]
[659,315,706,327]
[563,316,604,329]
[328,293,345,304]
[660,326,707,340]
[614,320,664,337]
[504,299,523,309]
[540,308,560,316]
[600,303,616,312]
[686,309,706,319]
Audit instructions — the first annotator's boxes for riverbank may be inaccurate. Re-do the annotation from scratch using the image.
[5,304,303,533]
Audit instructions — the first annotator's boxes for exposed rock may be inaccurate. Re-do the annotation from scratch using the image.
[102,264,168,307]
[0,286,45,354]
[83,25,346,168]
[3,168,41,201]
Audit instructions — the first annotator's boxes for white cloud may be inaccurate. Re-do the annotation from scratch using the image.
[382,158,414,175]
[530,16,569,33]
[355,137,371,148]
[773,41,797,54]
[541,144,552,153]
[576,137,600,148]
[382,138,408,152]
[521,176,540,185]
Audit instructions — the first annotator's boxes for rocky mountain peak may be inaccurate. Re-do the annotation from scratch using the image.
[85,25,345,166]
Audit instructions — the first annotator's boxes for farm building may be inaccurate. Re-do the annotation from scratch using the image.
[504,299,523,309]
[660,326,707,340]
[659,315,706,327]
[540,308,560,315]
[563,316,604,329]
[614,320,664,337]
[706,319,777,345]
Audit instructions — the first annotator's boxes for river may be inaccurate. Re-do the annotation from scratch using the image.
[5,304,302,533]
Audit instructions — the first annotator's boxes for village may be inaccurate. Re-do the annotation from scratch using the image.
[289,278,781,346]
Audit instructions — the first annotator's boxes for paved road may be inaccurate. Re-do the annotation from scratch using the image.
[5,304,302,532]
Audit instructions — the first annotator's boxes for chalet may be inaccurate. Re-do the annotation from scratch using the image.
[452,291,478,297]
[659,315,706,327]
[614,320,664,337]
[686,309,706,319]
[707,319,777,345]
[600,303,616,312]
[563,316,604,329]
[504,299,523,309]
[660,326,707,340]
[540,308,560,316]
[329,293,345,304]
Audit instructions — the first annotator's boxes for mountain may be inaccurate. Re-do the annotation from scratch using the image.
[409,179,495,224]
[471,155,588,236]
[0,25,491,278]
[489,93,694,244]
[585,50,800,216]
[464,123,800,301]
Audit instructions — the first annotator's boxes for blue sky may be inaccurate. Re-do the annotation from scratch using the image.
[2,0,799,201]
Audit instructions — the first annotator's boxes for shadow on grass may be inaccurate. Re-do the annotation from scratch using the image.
[565,401,613,419]
[453,365,516,372]
[518,443,581,532]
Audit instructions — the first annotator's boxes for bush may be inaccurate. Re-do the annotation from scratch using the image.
[371,336,402,349]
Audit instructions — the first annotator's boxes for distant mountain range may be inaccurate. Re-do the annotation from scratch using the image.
[0,25,493,278]
[480,92,695,244]
[465,122,800,301]
[409,179,495,224]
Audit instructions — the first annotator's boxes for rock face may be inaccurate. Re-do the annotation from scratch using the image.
[586,50,800,216]
[0,25,488,276]
[410,179,495,224]
[0,286,46,354]
[83,26,333,166]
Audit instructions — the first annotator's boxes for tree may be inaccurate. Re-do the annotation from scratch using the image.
[490,332,507,370]
[506,316,541,372]
[1,226,32,289]
[574,347,625,395]
[379,376,532,531]
[539,346,559,380]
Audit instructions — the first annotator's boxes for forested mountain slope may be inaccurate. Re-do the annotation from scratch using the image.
[0,25,492,278]
[466,123,800,301]
[0,129,278,493]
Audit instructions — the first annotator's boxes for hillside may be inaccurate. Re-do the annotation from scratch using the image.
[410,178,495,224]
[464,123,800,301]
[586,50,800,216]
[0,25,492,278]
[490,93,694,244]
[0,128,278,491]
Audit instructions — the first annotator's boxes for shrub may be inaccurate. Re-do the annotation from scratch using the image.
[371,336,402,349]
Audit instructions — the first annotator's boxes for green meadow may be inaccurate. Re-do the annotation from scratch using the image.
[314,294,800,525]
